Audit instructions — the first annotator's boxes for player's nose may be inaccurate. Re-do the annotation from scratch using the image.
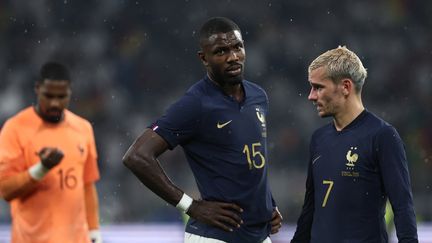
[308,88,317,101]
[227,50,240,62]
[50,99,60,107]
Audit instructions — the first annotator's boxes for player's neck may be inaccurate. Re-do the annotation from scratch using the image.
[333,99,364,131]
[33,105,65,124]
[222,83,244,102]
[208,75,244,102]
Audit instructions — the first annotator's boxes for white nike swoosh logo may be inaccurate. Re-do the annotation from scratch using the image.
[217,120,232,129]
[312,155,321,165]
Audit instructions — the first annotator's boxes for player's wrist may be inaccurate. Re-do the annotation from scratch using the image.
[28,162,50,181]
[176,193,193,213]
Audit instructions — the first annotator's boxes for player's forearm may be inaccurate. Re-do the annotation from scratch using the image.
[391,198,418,242]
[0,171,38,201]
[291,194,314,242]
[292,167,314,242]
[123,152,183,206]
[85,183,100,230]
[394,216,418,242]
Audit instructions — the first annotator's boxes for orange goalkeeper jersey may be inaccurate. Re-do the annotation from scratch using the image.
[0,107,100,243]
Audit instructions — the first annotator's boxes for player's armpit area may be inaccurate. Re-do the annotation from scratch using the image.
[0,172,38,201]
[84,183,100,230]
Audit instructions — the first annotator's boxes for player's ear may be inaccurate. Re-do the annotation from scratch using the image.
[341,78,352,96]
[198,51,209,67]
[34,81,41,95]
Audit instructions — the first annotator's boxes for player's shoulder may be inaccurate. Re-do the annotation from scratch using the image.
[182,77,211,97]
[350,110,400,142]
[362,111,404,145]
[363,110,396,135]
[64,109,93,131]
[244,79,267,97]
[183,78,216,106]
[311,123,333,141]
[3,106,39,128]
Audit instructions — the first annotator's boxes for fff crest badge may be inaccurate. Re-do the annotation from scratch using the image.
[345,147,358,167]
[255,106,267,137]
[341,146,360,177]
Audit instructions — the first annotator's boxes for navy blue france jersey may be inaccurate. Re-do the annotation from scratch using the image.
[152,76,274,243]
[292,110,418,243]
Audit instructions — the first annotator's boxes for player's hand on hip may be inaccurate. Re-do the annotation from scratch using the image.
[270,207,283,234]
[38,147,64,169]
[187,200,243,232]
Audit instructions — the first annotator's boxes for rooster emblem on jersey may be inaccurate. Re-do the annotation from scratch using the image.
[345,147,358,167]
[255,107,265,124]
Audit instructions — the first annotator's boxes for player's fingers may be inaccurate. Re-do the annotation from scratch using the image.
[219,202,243,213]
[220,209,243,225]
[271,222,282,234]
[217,214,241,228]
[271,226,280,234]
[51,148,63,157]
[38,147,51,158]
[55,148,64,154]
[50,149,64,160]
[272,208,283,218]
[212,220,234,232]
[55,151,64,160]
[271,215,282,226]
[271,218,282,226]
[272,211,277,220]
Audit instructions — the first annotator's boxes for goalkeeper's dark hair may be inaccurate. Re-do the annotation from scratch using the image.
[37,62,71,84]
[199,17,241,46]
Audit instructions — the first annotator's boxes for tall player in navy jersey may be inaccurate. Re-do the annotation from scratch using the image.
[291,46,418,243]
[123,17,282,243]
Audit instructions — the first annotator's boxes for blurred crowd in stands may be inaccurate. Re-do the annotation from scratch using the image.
[1,0,431,224]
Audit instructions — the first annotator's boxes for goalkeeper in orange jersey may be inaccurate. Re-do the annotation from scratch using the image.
[0,62,102,243]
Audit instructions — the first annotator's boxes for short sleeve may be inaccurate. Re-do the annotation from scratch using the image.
[150,93,201,149]
[83,122,100,184]
[0,119,26,178]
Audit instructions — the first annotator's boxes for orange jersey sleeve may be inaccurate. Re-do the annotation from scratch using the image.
[83,122,100,184]
[0,115,39,201]
[0,118,28,178]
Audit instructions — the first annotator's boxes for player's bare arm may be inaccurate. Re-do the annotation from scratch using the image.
[123,129,243,232]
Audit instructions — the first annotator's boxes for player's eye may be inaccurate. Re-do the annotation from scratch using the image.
[43,93,67,99]
[311,85,323,91]
[214,49,225,55]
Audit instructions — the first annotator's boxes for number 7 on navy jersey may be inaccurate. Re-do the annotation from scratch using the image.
[322,180,334,207]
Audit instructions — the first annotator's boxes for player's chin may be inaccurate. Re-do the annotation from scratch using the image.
[318,111,332,118]
[42,113,63,123]
[224,74,243,85]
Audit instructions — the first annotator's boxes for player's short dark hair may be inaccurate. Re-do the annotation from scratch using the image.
[199,17,241,45]
[38,61,71,84]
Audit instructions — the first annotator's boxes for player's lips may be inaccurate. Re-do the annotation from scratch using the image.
[314,103,323,111]
[226,65,242,76]
[46,109,62,116]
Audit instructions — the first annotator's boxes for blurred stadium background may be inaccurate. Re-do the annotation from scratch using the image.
[0,0,431,242]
